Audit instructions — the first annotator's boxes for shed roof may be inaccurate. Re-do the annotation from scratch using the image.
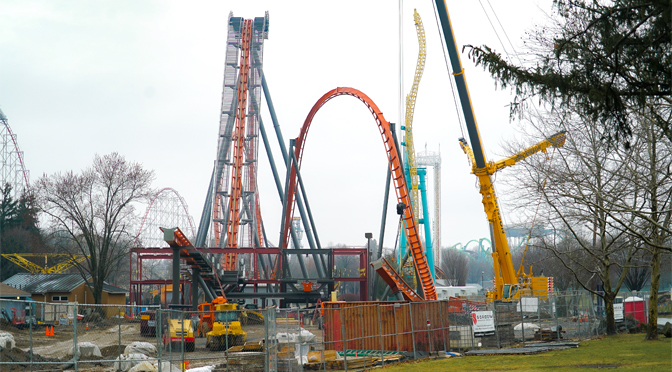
[103,283,128,294]
[3,273,128,295]
[3,273,85,293]
[0,282,31,297]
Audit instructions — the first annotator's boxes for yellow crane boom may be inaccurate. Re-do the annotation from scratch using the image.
[1,253,88,274]
[459,131,566,300]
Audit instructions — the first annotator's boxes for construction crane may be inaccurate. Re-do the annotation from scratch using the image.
[1,253,88,274]
[433,0,565,301]
[459,133,565,300]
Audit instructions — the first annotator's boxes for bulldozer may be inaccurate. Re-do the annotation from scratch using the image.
[205,303,247,351]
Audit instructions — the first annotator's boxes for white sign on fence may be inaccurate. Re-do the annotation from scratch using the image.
[517,297,539,312]
[472,311,495,337]
[614,303,624,322]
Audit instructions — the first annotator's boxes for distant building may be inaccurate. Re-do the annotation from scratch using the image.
[0,282,31,326]
[3,273,127,304]
[2,273,128,322]
[0,282,31,300]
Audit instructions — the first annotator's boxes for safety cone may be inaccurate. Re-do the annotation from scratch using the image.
[86,322,89,330]
[49,326,54,337]
[45,326,49,337]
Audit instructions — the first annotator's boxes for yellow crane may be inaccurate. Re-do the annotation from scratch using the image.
[433,0,566,301]
[1,253,88,274]
[459,132,566,300]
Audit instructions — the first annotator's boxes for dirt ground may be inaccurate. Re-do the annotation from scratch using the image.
[0,321,324,371]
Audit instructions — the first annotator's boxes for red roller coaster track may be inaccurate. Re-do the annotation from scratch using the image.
[279,87,436,301]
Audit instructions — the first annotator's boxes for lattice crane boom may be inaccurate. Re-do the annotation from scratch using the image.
[1,253,88,274]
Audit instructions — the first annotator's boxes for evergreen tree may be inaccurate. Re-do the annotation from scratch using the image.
[466,0,671,146]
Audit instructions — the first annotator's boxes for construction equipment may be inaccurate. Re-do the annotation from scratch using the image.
[241,303,264,325]
[458,131,564,301]
[1,253,88,274]
[196,296,228,337]
[206,303,247,350]
[433,0,565,301]
[163,317,195,352]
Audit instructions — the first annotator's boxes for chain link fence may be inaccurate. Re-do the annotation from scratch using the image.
[0,291,660,371]
[445,290,655,352]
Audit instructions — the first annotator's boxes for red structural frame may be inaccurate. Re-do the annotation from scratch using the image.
[129,247,369,306]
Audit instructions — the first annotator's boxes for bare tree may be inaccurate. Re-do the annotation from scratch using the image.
[614,114,672,340]
[501,107,646,335]
[36,153,154,304]
[440,248,469,286]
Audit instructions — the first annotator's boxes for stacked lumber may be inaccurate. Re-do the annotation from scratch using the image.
[225,352,265,372]
[534,328,565,341]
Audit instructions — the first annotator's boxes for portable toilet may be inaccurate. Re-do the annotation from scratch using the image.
[624,296,647,325]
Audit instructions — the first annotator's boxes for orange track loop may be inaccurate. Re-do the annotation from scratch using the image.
[280,87,436,300]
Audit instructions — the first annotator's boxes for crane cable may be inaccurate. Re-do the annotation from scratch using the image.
[431,2,466,140]
[516,146,558,277]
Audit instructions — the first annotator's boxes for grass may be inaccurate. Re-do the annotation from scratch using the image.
[378,333,671,372]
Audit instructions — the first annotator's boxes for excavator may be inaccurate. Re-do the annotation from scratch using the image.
[433,0,566,301]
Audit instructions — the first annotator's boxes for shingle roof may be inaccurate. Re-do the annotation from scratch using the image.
[3,273,85,293]
[0,282,31,297]
[103,283,128,294]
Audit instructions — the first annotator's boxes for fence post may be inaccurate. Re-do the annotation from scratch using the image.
[360,305,365,352]
[424,302,433,356]
[494,303,501,349]
[554,294,560,340]
[588,293,594,338]
[265,308,269,372]
[181,310,185,370]
[393,303,400,354]
[438,301,447,352]
[28,301,33,372]
[74,303,78,372]
[340,307,347,371]
[408,303,417,360]
[119,306,123,361]
[577,292,582,339]
[157,309,162,372]
[378,305,384,366]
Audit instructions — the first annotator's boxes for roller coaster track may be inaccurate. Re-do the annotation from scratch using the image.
[279,87,436,301]
[403,9,426,220]
[222,19,253,270]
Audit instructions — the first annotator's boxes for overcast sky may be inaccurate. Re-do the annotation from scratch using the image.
[0,0,554,253]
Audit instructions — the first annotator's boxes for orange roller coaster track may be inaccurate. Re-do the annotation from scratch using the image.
[279,87,436,301]
[222,18,253,270]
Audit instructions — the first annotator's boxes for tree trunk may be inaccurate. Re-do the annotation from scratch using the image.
[604,297,616,335]
[645,247,660,340]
